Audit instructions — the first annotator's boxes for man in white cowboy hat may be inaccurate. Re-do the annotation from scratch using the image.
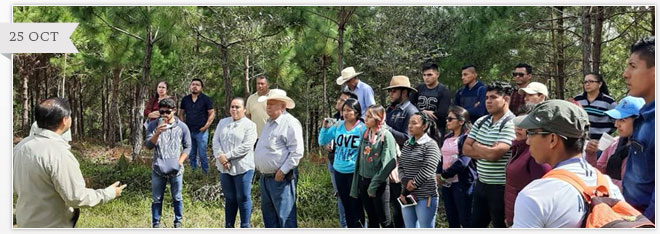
[383,75,419,228]
[337,66,375,116]
[254,89,304,228]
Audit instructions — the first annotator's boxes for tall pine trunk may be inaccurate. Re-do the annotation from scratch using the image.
[132,8,153,161]
[592,6,604,74]
[21,69,29,134]
[221,45,232,116]
[556,7,566,100]
[581,6,592,76]
[244,54,250,99]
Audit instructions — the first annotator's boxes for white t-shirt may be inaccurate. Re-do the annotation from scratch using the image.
[512,157,624,228]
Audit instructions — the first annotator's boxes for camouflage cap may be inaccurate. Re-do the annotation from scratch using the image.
[517,100,590,139]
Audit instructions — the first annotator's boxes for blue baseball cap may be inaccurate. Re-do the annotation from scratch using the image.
[604,96,646,119]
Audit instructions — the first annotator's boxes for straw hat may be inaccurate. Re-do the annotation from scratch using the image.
[383,75,417,92]
[257,89,295,109]
[336,67,363,85]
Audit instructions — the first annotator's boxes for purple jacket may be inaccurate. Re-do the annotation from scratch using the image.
[504,139,552,226]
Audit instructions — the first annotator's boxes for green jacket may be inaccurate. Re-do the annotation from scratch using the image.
[350,126,396,198]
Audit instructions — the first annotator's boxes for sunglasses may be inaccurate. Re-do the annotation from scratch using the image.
[446,117,459,122]
[159,109,173,115]
[512,72,526,77]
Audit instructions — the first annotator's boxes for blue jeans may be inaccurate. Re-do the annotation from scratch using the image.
[260,174,297,228]
[151,170,183,226]
[441,182,473,228]
[401,196,438,228]
[219,170,254,228]
[328,162,347,228]
[189,130,209,173]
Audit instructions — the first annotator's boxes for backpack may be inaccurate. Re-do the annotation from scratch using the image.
[475,114,514,133]
[542,169,655,228]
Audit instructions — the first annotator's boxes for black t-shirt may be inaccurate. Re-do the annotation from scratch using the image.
[179,93,214,132]
[409,83,451,135]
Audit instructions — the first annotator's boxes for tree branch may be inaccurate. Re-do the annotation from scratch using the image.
[226,29,283,48]
[92,10,144,41]
[305,9,339,25]
[196,28,222,46]
[602,13,642,44]
[530,25,583,39]
[153,22,176,44]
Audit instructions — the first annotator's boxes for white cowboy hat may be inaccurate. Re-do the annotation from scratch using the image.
[336,67,363,85]
[257,88,295,109]
[383,75,417,92]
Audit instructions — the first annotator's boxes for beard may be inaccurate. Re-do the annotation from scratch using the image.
[520,103,538,114]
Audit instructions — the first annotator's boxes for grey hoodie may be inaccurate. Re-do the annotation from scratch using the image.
[145,117,192,176]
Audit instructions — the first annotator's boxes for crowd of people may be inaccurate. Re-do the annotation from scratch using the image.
[12,36,655,228]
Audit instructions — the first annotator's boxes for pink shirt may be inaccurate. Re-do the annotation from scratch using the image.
[440,136,459,184]
[595,137,626,190]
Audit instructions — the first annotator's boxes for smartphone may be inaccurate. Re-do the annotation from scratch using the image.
[397,195,418,208]
[324,117,337,127]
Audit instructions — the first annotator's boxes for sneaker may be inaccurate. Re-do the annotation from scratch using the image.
[174,222,182,228]
[152,223,160,228]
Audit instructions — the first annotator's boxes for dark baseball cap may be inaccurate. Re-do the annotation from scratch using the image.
[517,100,590,139]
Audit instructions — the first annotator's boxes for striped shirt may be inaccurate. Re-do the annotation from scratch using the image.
[467,111,516,185]
[573,92,617,140]
[398,134,441,198]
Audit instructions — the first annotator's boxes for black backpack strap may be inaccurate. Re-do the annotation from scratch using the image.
[475,114,492,130]
[498,115,515,132]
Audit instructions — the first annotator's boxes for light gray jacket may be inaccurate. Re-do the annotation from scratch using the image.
[212,116,257,175]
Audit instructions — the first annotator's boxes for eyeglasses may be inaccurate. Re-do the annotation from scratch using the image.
[446,117,458,122]
[159,109,173,115]
[512,72,526,77]
[526,130,568,140]
[525,130,552,136]
[583,80,600,84]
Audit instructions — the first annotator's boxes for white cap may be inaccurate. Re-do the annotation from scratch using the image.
[519,82,549,97]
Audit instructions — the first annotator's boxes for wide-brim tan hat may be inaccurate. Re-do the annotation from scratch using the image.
[257,89,295,109]
[383,75,417,92]
[336,66,362,85]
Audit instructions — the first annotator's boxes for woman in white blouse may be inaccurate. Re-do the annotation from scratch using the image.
[212,97,258,228]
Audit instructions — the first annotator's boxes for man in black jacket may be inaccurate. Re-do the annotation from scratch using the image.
[384,75,419,228]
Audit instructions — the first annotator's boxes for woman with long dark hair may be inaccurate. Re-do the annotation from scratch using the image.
[145,81,171,122]
[437,105,476,228]
[398,111,442,228]
[319,98,366,227]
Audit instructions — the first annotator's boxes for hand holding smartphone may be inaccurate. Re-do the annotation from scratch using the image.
[397,194,417,208]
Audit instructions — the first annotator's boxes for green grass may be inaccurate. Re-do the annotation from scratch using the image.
[17,146,450,228]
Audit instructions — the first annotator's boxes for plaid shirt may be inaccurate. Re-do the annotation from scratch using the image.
[509,89,526,115]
